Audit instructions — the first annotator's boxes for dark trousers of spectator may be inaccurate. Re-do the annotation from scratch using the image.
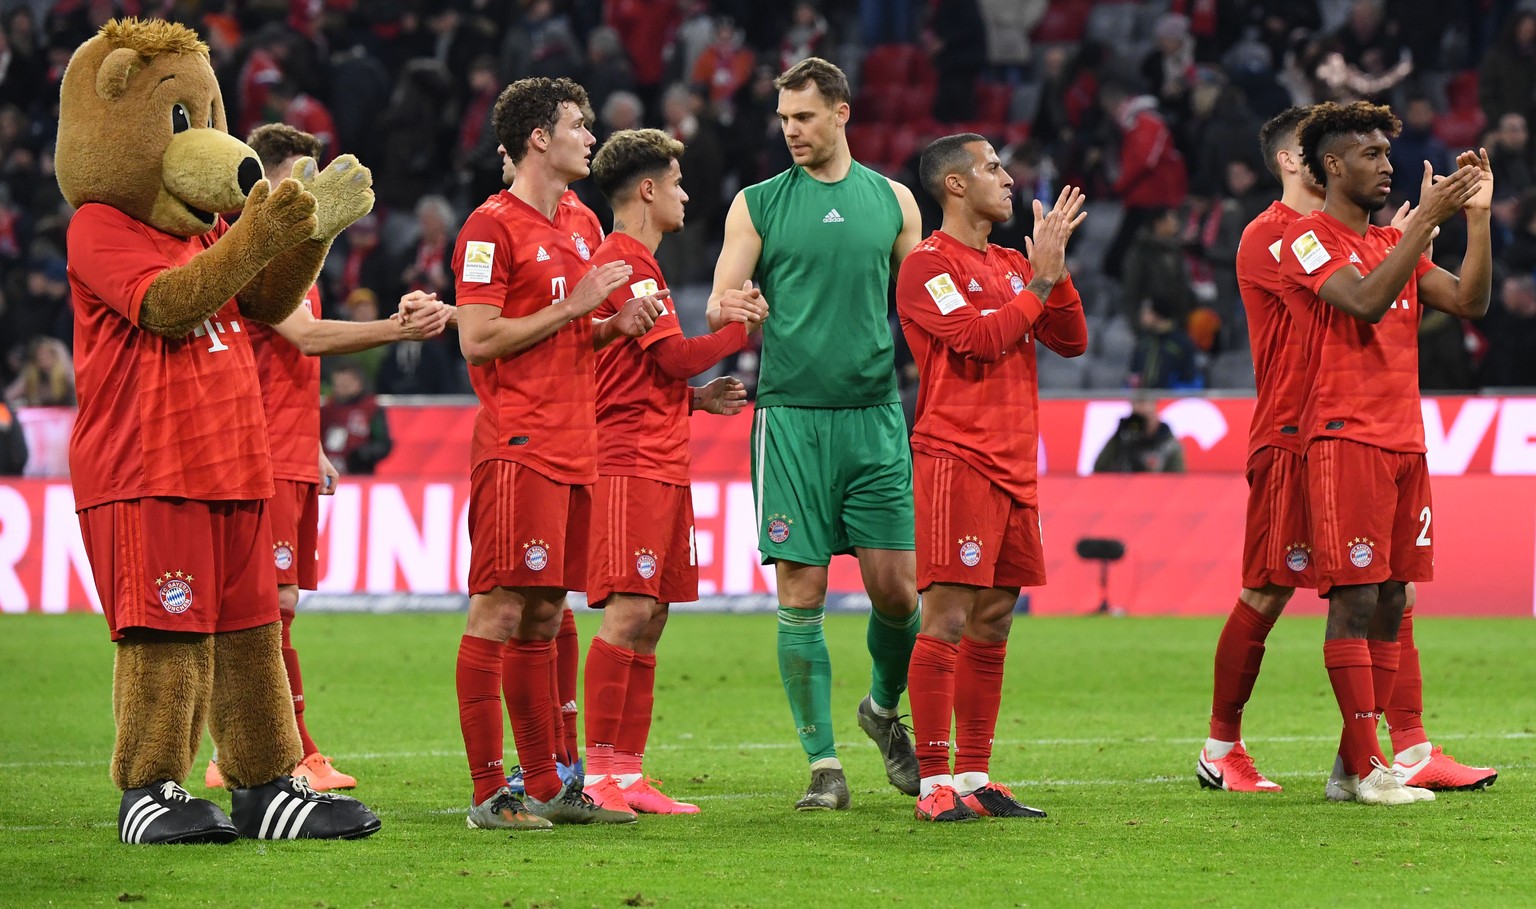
[1103,206,1163,281]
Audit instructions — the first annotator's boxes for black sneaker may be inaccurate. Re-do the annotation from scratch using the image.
[856,695,920,796]
[119,780,238,845]
[794,767,851,811]
[960,783,1048,818]
[522,781,635,825]
[230,775,381,840]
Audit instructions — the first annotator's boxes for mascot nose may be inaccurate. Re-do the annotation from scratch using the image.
[238,157,262,195]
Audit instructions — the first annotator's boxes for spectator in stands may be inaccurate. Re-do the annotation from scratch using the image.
[0,398,25,475]
[5,336,73,407]
[1487,112,1533,198]
[1122,207,1196,329]
[584,25,636,119]
[606,0,680,117]
[265,78,338,163]
[1130,296,1204,391]
[1141,13,1197,136]
[691,17,754,108]
[926,0,986,123]
[658,82,724,282]
[375,334,468,397]
[1093,396,1187,473]
[1098,78,1188,279]
[990,140,1055,252]
[1393,94,1452,205]
[1419,306,1476,391]
[977,0,1045,85]
[372,59,455,210]
[1504,188,1536,275]
[1478,273,1536,388]
[456,55,503,199]
[1221,0,1322,83]
[599,90,645,145]
[780,2,830,74]
[1478,10,1536,123]
[320,361,393,475]
[861,0,919,47]
[1190,84,1263,197]
[323,212,393,305]
[396,194,456,304]
[1316,0,1412,102]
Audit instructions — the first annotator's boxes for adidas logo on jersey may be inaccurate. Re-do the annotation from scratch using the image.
[822,209,844,223]
[536,247,551,261]
[1348,251,1362,265]
[967,278,983,292]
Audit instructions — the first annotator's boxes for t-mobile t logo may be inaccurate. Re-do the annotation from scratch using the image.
[191,317,241,353]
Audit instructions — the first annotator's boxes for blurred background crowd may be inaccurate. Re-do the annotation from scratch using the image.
[3,0,1536,414]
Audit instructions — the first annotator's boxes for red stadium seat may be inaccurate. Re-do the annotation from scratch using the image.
[1445,70,1480,112]
[846,123,889,162]
[855,86,900,123]
[1003,122,1033,147]
[862,44,921,86]
[1031,0,1095,44]
[897,84,938,123]
[974,81,1011,124]
[1433,108,1486,148]
[884,124,926,171]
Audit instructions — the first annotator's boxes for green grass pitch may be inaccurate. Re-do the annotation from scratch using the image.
[2,612,1532,908]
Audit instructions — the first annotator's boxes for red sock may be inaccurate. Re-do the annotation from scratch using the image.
[557,607,581,763]
[547,654,567,765]
[908,634,959,781]
[1367,639,1400,716]
[1209,599,1276,742]
[1387,608,1427,754]
[456,635,507,804]
[279,608,320,757]
[505,638,561,801]
[1324,639,1384,779]
[614,652,656,776]
[955,637,1007,777]
[583,637,633,777]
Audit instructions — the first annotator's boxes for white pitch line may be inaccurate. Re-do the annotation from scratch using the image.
[5,731,1530,770]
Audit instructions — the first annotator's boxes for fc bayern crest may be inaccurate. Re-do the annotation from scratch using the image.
[1285,546,1310,572]
[573,233,591,260]
[767,516,791,544]
[1009,274,1025,295]
[636,551,658,579]
[524,542,549,571]
[273,543,294,571]
[157,573,193,614]
[958,536,983,567]
[1349,541,1374,568]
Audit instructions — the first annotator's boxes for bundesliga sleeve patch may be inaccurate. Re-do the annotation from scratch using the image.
[925,273,966,315]
[1267,239,1282,262]
[1290,230,1331,274]
[461,241,495,284]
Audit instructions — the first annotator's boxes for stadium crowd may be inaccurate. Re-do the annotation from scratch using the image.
[3,0,1536,405]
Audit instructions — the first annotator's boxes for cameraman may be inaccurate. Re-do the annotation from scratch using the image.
[1093,395,1186,473]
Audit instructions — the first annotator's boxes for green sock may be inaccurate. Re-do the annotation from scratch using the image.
[777,605,836,763]
[867,605,920,711]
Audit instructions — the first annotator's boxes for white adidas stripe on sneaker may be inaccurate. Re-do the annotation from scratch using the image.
[257,790,321,839]
[121,795,169,843]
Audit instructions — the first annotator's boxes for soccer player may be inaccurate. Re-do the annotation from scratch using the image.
[200,123,453,793]
[897,135,1087,822]
[580,127,755,815]
[707,56,924,810]
[1278,101,1493,805]
[1199,107,1497,794]
[452,77,663,829]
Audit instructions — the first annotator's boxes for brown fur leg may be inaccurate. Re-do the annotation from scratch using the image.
[208,622,302,788]
[111,632,213,791]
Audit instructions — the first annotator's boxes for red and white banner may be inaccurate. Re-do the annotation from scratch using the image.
[3,472,1532,616]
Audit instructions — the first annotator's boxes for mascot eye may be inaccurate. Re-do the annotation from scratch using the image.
[172,104,191,134]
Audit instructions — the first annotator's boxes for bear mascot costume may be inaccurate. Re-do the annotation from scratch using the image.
[55,18,380,844]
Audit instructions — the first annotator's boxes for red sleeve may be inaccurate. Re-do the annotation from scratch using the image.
[1036,274,1089,357]
[895,248,1042,363]
[1280,221,1353,295]
[66,204,222,328]
[452,210,514,308]
[646,322,750,380]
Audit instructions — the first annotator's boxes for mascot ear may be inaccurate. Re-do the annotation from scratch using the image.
[96,47,143,102]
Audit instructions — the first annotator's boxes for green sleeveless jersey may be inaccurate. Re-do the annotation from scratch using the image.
[744,161,903,408]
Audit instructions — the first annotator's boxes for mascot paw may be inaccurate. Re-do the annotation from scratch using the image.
[241,177,319,258]
[292,154,374,242]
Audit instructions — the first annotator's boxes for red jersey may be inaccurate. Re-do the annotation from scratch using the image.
[897,230,1088,506]
[453,190,606,484]
[248,284,321,484]
[1278,210,1436,453]
[590,233,690,484]
[1237,201,1308,456]
[67,203,273,509]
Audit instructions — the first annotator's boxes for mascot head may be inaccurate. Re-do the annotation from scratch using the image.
[55,18,262,237]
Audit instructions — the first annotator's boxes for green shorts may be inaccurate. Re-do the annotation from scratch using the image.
[751,403,915,566]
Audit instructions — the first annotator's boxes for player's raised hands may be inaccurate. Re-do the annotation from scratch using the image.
[567,260,633,316]
[693,375,748,415]
[1415,160,1482,227]
[716,278,769,329]
[1044,184,1089,238]
[1025,205,1071,285]
[1457,147,1494,213]
[613,288,670,337]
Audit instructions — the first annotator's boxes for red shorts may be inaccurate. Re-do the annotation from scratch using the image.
[467,460,591,595]
[1306,439,1434,597]
[268,479,319,589]
[1241,447,1316,590]
[915,453,1045,591]
[587,475,698,606]
[78,498,279,641]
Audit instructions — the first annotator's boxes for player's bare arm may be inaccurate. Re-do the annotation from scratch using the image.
[1315,163,1480,323]
[459,259,632,365]
[276,290,449,355]
[592,290,668,349]
[707,192,769,331]
[691,375,748,415]
[1419,148,1494,319]
[888,178,924,266]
